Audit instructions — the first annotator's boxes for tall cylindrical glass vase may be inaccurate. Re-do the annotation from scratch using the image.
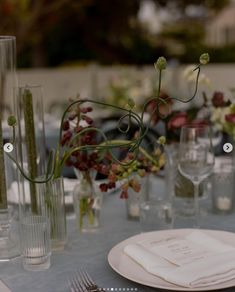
[0,36,19,261]
[15,85,46,217]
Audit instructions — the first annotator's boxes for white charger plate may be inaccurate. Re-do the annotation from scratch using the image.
[108,229,235,291]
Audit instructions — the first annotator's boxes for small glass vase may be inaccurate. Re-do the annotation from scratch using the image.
[73,171,102,232]
[126,175,149,220]
[36,177,67,250]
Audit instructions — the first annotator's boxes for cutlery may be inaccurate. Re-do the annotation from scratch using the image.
[69,276,88,292]
[76,269,105,292]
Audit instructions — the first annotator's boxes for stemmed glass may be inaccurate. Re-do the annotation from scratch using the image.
[178,124,215,227]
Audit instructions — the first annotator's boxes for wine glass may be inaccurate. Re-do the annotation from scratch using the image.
[178,124,215,227]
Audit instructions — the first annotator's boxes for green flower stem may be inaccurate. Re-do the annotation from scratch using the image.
[22,88,38,214]
[6,152,55,184]
[0,117,8,210]
[139,147,157,164]
[44,182,58,239]
[140,64,202,143]
[157,69,162,98]
[78,171,95,230]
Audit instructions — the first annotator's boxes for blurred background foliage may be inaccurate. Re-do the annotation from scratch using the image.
[0,0,232,67]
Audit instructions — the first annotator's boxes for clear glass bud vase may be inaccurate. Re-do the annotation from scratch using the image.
[73,171,102,232]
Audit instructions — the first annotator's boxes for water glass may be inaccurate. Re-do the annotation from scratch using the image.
[178,125,214,227]
[20,215,51,271]
[212,162,234,213]
[140,200,173,231]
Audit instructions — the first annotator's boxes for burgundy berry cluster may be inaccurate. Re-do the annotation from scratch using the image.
[61,104,101,172]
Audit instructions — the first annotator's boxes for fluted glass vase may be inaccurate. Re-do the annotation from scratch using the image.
[36,177,67,250]
[0,36,19,261]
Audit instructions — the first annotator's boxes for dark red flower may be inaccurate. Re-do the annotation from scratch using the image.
[225,114,235,124]
[87,106,93,112]
[68,113,77,120]
[107,181,116,189]
[80,107,88,113]
[61,131,72,146]
[146,92,173,124]
[65,158,73,167]
[82,115,93,125]
[62,120,70,131]
[90,152,98,161]
[100,183,108,192]
[74,126,84,133]
[120,190,128,199]
[212,92,225,108]
[167,112,188,129]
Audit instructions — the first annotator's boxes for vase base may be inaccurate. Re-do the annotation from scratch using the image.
[0,236,20,261]
[51,239,66,251]
[23,254,51,271]
[127,215,140,221]
[80,228,100,233]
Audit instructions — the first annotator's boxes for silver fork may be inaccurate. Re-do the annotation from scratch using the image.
[77,269,105,292]
[69,275,88,292]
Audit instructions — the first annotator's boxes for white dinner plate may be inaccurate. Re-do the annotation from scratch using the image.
[108,229,235,291]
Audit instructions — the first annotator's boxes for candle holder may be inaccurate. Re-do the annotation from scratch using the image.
[126,175,149,220]
[212,160,234,214]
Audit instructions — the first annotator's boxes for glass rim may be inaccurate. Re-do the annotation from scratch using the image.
[18,84,42,89]
[0,36,16,41]
[181,123,210,129]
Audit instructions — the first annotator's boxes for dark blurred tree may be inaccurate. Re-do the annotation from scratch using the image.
[0,0,231,66]
[1,0,149,66]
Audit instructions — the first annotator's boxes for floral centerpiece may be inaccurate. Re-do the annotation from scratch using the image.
[6,53,210,231]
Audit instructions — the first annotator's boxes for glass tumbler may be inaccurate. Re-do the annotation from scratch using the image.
[20,215,51,271]
[140,200,174,232]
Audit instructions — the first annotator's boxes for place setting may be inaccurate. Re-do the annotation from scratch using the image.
[107,122,235,292]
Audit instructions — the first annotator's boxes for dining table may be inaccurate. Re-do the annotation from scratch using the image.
[1,176,235,292]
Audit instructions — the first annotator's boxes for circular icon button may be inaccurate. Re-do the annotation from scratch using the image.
[3,143,14,153]
[223,143,233,153]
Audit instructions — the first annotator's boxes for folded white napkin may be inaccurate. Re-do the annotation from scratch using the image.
[124,230,235,288]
